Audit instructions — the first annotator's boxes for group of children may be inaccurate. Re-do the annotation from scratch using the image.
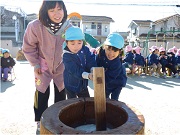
[123,44,180,79]
[0,48,16,82]
[62,26,127,101]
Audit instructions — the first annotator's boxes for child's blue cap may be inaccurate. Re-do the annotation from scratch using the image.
[2,49,10,54]
[104,33,124,49]
[65,26,85,40]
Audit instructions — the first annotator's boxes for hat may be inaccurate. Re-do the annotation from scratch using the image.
[125,45,132,52]
[149,46,158,52]
[176,49,180,56]
[2,49,10,54]
[167,48,175,54]
[65,26,85,40]
[133,46,141,55]
[173,46,177,51]
[104,33,124,49]
[159,47,165,52]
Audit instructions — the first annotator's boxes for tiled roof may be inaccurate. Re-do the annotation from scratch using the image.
[132,20,152,25]
[70,15,114,23]
[154,14,180,24]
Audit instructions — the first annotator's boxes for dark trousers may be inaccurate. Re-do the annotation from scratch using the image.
[106,87,122,101]
[165,64,177,74]
[66,88,90,99]
[34,83,66,121]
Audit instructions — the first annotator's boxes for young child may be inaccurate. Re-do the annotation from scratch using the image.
[123,45,134,73]
[147,46,162,77]
[96,33,127,101]
[0,49,16,81]
[159,47,168,78]
[175,49,180,73]
[63,26,97,99]
[167,48,179,78]
[132,46,145,74]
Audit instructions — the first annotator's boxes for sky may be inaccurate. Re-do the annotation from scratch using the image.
[1,0,180,32]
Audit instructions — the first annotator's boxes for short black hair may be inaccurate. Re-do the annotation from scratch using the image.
[39,1,67,27]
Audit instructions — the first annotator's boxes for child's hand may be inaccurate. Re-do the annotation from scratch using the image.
[88,73,93,80]
[34,68,42,74]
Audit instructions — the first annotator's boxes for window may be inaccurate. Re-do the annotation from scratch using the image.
[105,26,107,32]
[91,22,96,29]
[160,28,163,32]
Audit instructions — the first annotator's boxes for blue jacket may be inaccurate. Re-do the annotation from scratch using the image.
[123,52,134,65]
[63,45,97,93]
[175,55,180,64]
[147,53,159,65]
[167,54,177,65]
[159,54,168,65]
[134,54,145,66]
[96,49,127,92]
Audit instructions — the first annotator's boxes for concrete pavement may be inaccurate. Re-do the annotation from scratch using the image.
[0,60,180,135]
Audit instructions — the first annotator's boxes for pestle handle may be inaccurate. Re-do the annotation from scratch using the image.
[93,67,106,131]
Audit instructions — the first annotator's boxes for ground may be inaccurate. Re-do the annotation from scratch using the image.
[0,60,180,135]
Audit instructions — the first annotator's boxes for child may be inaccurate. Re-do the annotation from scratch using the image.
[147,46,162,77]
[0,49,16,81]
[96,33,127,101]
[63,26,97,99]
[175,49,180,73]
[167,48,179,78]
[123,45,134,73]
[173,46,177,54]
[159,47,168,78]
[132,46,145,74]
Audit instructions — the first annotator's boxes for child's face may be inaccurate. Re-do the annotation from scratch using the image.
[66,40,83,53]
[160,51,165,55]
[3,52,10,58]
[48,2,64,23]
[154,49,159,54]
[104,46,119,60]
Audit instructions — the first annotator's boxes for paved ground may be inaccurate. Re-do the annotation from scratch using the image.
[0,60,180,135]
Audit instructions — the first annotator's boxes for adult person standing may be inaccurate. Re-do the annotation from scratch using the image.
[22,0,71,132]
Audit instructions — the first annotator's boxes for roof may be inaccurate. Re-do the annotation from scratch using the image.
[154,14,180,24]
[128,20,152,28]
[26,14,114,23]
[70,15,114,23]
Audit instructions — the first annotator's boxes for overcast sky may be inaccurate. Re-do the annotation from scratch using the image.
[1,0,180,32]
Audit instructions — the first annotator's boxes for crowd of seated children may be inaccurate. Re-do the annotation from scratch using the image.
[0,49,16,82]
[147,46,162,77]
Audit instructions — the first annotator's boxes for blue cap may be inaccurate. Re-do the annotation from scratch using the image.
[2,49,10,54]
[65,26,85,40]
[104,33,124,49]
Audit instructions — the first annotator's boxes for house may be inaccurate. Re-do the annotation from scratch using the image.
[64,15,114,44]
[128,14,180,56]
[0,6,26,57]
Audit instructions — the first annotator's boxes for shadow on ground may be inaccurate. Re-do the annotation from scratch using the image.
[88,75,180,91]
[126,74,180,90]
[0,80,15,93]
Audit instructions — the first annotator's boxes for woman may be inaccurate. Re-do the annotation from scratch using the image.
[22,0,71,132]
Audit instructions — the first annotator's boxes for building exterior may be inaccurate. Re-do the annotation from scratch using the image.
[128,14,180,56]
[68,15,114,44]
[1,6,26,57]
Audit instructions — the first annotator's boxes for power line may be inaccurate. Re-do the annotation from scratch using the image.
[64,2,179,7]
